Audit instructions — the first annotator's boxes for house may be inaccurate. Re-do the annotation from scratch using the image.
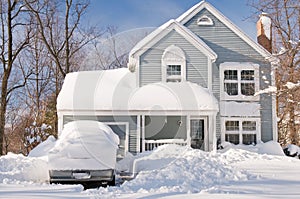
[57,1,277,157]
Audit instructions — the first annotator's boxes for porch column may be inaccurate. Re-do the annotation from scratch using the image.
[142,115,145,152]
[186,115,191,147]
[212,113,217,152]
[57,112,64,136]
[208,113,217,152]
[137,115,141,153]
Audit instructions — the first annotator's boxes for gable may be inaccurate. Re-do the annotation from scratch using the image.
[128,20,217,72]
[183,8,264,63]
[139,30,210,87]
[176,1,272,59]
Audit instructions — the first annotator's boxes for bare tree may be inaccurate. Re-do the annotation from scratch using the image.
[249,0,300,145]
[86,26,152,70]
[25,0,101,77]
[0,0,33,155]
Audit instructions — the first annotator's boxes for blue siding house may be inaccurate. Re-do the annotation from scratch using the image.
[57,1,277,154]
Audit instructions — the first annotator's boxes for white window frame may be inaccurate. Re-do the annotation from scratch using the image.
[221,117,261,145]
[162,45,186,82]
[220,62,259,101]
[197,15,214,26]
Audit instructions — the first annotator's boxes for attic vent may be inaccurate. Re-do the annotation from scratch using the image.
[197,15,213,26]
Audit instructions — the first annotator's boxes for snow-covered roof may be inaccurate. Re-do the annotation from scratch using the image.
[58,68,218,113]
[128,19,217,72]
[57,68,136,111]
[128,81,219,111]
[176,1,272,58]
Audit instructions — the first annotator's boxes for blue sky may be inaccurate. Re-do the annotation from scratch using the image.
[86,0,258,40]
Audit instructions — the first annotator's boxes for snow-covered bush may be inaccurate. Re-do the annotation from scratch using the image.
[283,144,300,159]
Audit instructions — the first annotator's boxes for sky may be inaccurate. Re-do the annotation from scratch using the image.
[86,0,259,41]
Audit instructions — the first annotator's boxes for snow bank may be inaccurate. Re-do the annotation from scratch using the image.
[220,141,285,156]
[258,141,285,156]
[0,153,48,183]
[49,121,119,170]
[114,145,250,194]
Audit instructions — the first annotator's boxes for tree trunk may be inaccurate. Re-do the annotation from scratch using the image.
[0,1,13,155]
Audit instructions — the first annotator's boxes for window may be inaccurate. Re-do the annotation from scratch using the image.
[167,65,181,82]
[197,15,214,26]
[225,121,239,131]
[243,134,257,145]
[222,118,260,145]
[242,121,256,131]
[220,63,259,101]
[162,45,186,82]
[225,134,239,145]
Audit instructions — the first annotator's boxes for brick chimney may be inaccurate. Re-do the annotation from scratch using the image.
[256,12,272,53]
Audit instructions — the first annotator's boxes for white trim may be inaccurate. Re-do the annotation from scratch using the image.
[57,112,64,135]
[271,64,278,142]
[212,113,217,152]
[142,115,145,152]
[136,57,140,87]
[128,19,217,71]
[103,122,129,158]
[161,45,186,82]
[58,110,219,117]
[137,115,141,152]
[186,115,191,147]
[207,58,212,90]
[176,1,272,58]
[197,15,214,26]
[220,62,260,101]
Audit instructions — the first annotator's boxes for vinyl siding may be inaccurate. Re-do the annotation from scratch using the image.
[140,30,209,88]
[184,8,274,141]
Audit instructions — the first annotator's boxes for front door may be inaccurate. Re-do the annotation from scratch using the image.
[190,119,205,150]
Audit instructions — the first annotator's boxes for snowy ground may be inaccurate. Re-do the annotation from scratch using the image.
[0,142,300,199]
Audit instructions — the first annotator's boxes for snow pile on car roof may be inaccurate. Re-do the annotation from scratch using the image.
[48,120,119,170]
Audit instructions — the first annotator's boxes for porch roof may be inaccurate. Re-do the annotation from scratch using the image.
[128,81,219,112]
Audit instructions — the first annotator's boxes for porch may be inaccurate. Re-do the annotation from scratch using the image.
[137,114,217,152]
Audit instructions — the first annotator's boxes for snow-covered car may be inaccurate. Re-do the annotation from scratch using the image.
[48,120,119,187]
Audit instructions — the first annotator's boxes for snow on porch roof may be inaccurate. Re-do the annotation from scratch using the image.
[57,68,218,112]
[128,82,219,112]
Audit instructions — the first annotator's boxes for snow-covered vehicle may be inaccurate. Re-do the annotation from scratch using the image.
[48,120,119,187]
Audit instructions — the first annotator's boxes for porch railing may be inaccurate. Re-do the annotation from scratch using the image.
[144,139,187,151]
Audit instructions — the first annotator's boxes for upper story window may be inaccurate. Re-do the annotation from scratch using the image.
[167,65,182,82]
[197,15,214,26]
[220,62,259,101]
[162,45,186,82]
